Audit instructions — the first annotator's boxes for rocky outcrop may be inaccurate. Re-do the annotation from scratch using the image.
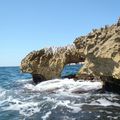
[74,18,120,93]
[21,17,120,93]
[21,45,84,83]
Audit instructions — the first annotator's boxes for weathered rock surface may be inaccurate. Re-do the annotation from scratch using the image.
[21,45,84,83]
[74,18,120,93]
[74,18,120,79]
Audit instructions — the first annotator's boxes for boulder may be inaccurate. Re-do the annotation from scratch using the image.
[21,45,84,83]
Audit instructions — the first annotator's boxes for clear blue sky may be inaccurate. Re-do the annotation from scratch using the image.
[0,0,120,66]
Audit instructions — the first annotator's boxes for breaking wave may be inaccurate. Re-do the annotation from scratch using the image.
[24,78,102,93]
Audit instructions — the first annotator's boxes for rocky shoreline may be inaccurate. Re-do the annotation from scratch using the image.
[21,18,120,94]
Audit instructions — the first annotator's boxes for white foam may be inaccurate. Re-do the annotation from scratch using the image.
[97,115,101,118]
[24,79,103,94]
[107,116,118,120]
[89,98,120,107]
[2,96,40,117]
[17,79,32,83]
[54,100,82,113]
[41,111,52,120]
[43,97,83,114]
[69,81,102,93]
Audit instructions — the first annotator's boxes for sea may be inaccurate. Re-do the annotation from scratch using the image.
[0,65,120,120]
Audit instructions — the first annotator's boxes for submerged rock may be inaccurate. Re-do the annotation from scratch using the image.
[21,45,84,83]
[100,76,120,94]
[32,74,46,84]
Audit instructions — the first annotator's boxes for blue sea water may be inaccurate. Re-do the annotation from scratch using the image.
[0,66,120,120]
[61,64,84,78]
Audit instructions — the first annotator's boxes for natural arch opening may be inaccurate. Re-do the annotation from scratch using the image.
[61,63,84,79]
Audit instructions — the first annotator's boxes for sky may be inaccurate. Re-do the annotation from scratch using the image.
[0,0,120,66]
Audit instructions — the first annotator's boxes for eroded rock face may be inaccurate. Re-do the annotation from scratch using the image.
[74,18,120,93]
[74,18,120,79]
[21,45,84,83]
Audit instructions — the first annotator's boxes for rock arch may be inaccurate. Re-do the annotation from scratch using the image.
[21,45,85,83]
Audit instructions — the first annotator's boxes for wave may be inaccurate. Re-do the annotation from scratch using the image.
[1,78,120,119]
[24,78,103,94]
